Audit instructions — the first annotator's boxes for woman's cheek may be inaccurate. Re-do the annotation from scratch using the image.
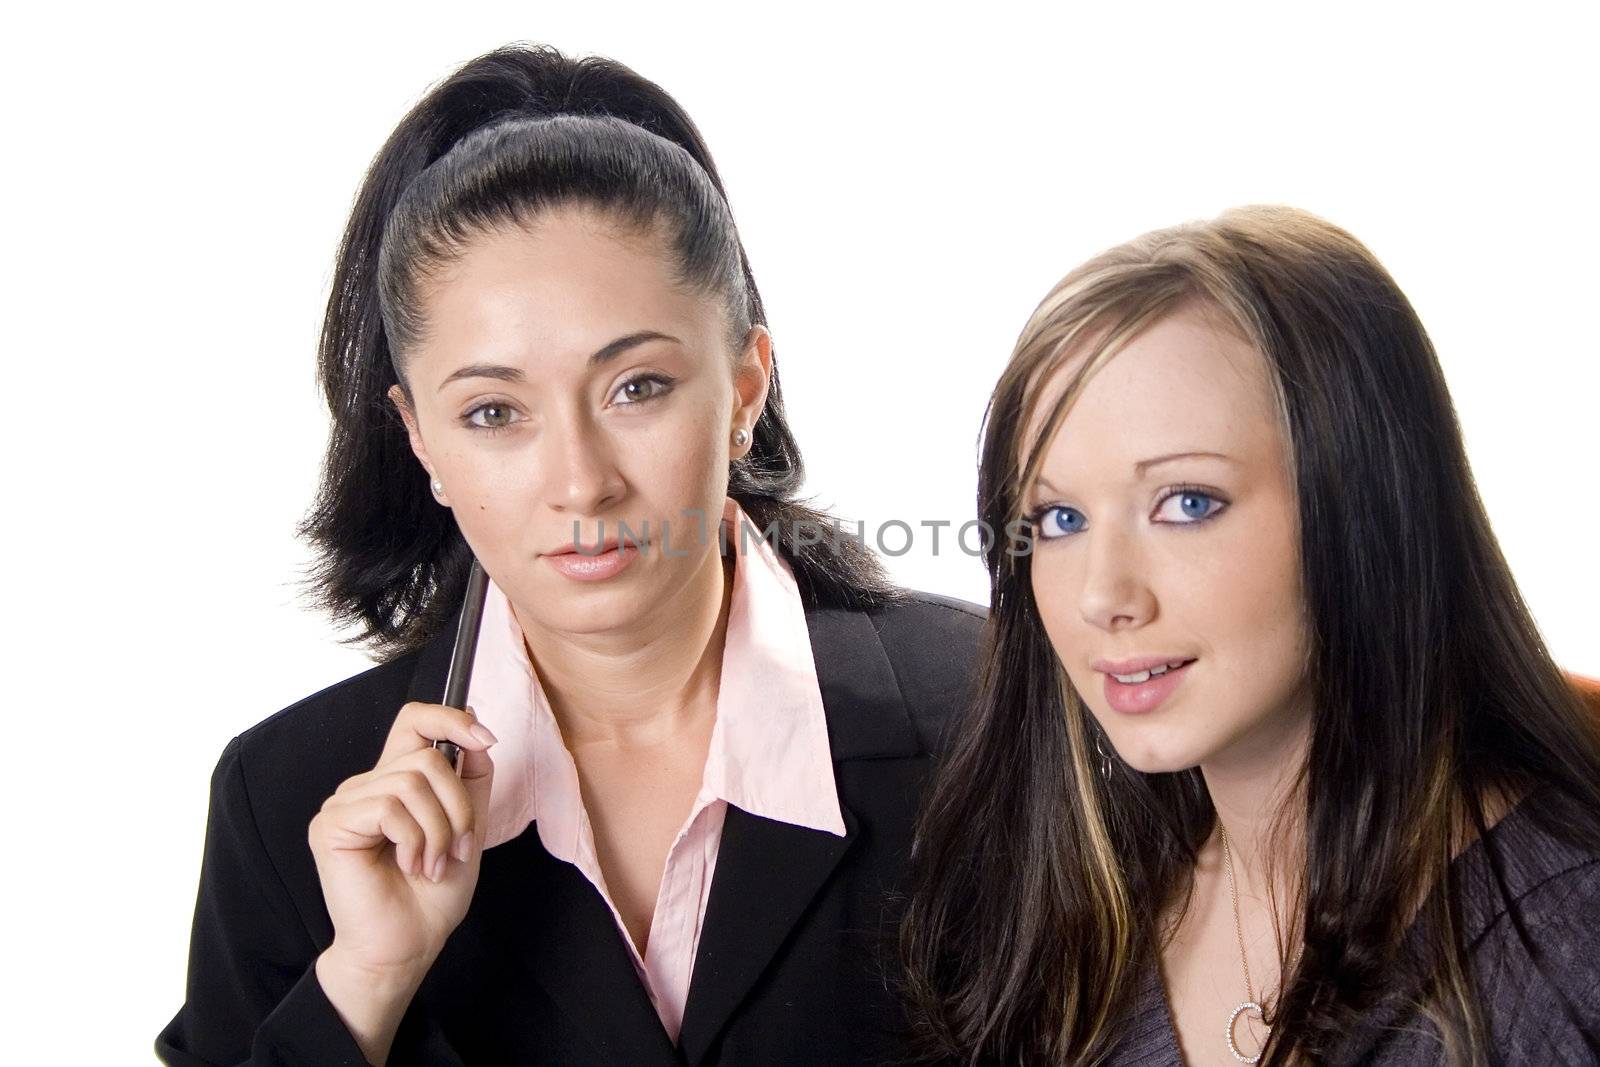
[1205,517,1307,711]
[1031,563,1087,676]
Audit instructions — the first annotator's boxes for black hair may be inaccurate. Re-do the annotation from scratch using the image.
[297,43,900,659]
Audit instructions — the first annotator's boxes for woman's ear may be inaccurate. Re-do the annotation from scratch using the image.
[387,383,441,487]
[731,325,773,456]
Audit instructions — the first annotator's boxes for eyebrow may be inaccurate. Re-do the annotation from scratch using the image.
[437,330,683,391]
[1134,450,1239,474]
[1032,451,1238,496]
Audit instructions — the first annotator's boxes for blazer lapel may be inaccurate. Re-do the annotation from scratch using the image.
[465,827,684,1064]
[675,603,922,1066]
[405,613,684,1065]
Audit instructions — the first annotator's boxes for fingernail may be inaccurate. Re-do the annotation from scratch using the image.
[430,854,447,883]
[453,832,472,862]
[469,723,499,746]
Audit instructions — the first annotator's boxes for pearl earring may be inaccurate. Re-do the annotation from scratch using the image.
[430,478,444,495]
[732,427,750,448]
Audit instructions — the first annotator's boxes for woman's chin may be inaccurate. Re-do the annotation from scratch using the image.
[542,591,644,631]
[1119,756,1199,777]
[1107,732,1208,777]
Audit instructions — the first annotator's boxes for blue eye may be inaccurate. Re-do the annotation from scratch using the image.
[1032,505,1087,540]
[1154,487,1227,524]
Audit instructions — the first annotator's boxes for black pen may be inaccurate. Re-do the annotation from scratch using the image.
[434,558,490,775]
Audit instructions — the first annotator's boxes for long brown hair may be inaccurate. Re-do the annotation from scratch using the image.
[899,205,1600,1064]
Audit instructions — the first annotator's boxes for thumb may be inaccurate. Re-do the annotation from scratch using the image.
[460,743,495,845]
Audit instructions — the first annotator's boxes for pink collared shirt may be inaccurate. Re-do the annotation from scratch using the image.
[463,496,846,1044]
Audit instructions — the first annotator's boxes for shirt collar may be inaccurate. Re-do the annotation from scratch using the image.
[466,496,846,851]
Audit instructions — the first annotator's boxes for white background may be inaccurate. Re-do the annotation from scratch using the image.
[4,2,1595,1060]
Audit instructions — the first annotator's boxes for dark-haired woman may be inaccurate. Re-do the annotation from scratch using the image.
[156,44,983,1066]
[900,206,1600,1065]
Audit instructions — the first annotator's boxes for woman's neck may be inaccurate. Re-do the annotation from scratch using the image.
[1195,702,1525,929]
[511,545,736,750]
[1198,698,1314,898]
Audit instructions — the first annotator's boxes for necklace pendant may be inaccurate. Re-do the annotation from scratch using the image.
[1226,1001,1267,1064]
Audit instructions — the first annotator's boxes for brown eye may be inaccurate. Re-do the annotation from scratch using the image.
[614,374,675,405]
[465,402,518,431]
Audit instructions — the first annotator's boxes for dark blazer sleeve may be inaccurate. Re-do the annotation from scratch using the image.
[155,734,377,1065]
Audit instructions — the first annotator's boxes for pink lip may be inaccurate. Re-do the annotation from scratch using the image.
[545,540,620,556]
[542,543,640,582]
[1099,658,1196,715]
[1092,654,1195,674]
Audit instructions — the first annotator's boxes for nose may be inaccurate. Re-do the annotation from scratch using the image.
[1076,523,1157,633]
[540,408,625,516]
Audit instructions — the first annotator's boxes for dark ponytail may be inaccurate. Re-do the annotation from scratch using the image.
[297,43,900,660]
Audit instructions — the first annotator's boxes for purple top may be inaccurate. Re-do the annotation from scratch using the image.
[1105,796,1600,1065]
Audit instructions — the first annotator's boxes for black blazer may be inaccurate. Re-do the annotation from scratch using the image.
[157,589,986,1066]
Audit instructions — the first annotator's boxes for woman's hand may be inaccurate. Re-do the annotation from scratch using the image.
[306,702,497,1062]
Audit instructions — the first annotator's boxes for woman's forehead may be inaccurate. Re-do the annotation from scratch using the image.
[1021,308,1280,480]
[407,214,717,381]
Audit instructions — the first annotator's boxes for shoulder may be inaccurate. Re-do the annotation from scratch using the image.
[1344,804,1600,1062]
[236,648,420,771]
[1469,806,1600,943]
[1463,796,1600,946]
[863,588,987,667]
[218,647,427,854]
[863,588,989,757]
[182,647,432,943]
[1461,803,1600,1054]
